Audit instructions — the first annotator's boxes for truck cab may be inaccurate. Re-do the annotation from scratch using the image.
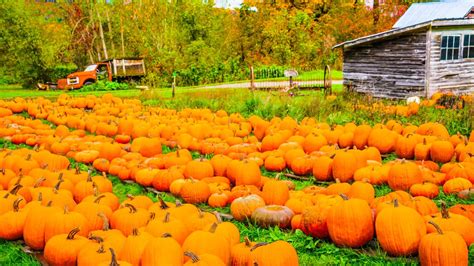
[59,63,112,90]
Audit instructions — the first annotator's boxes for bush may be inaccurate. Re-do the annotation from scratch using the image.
[45,64,78,82]
[80,81,130,91]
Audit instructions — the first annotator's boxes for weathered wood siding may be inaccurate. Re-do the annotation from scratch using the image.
[342,31,427,99]
[427,27,474,97]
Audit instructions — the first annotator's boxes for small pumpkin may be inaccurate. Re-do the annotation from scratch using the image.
[230,194,265,221]
[44,228,89,266]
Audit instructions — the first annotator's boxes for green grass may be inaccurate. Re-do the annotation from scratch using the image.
[0,240,40,266]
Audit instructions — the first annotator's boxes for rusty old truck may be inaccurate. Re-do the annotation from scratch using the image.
[40,58,146,90]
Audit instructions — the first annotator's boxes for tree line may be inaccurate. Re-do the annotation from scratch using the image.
[0,0,420,87]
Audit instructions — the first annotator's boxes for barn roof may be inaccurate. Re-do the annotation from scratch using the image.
[393,1,474,29]
[333,19,474,50]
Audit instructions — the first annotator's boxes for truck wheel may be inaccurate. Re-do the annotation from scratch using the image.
[84,81,94,86]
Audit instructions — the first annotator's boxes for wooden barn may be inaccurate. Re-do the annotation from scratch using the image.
[334,1,474,98]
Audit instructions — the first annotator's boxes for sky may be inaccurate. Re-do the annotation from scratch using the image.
[214,0,243,9]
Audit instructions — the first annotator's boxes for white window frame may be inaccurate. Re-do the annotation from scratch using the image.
[440,35,461,61]
[462,34,474,59]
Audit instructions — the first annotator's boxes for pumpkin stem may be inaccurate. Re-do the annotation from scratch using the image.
[97,212,110,231]
[184,251,200,263]
[440,202,450,219]
[213,211,222,223]
[102,171,107,179]
[393,198,399,208]
[5,184,22,198]
[163,212,170,223]
[1,168,5,175]
[96,244,106,254]
[75,165,81,175]
[12,198,23,212]
[250,242,269,252]
[124,203,137,214]
[428,221,444,235]
[209,222,218,233]
[63,205,69,214]
[244,237,252,247]
[46,200,53,207]
[37,192,43,202]
[94,194,106,204]
[340,194,349,200]
[108,248,119,266]
[132,228,139,236]
[126,194,134,200]
[58,172,64,181]
[158,197,169,210]
[335,178,340,184]
[148,212,156,222]
[161,233,172,238]
[54,179,64,192]
[34,177,46,188]
[88,235,104,243]
[175,200,182,207]
[67,227,81,240]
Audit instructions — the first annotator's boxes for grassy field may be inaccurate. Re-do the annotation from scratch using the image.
[0,84,472,265]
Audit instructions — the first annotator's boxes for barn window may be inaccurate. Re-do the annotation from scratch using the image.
[462,34,474,59]
[440,35,460,61]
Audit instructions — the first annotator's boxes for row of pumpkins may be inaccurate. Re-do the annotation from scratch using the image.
[0,148,299,266]
[0,94,472,265]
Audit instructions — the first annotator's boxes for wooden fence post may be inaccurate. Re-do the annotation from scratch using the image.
[172,74,176,98]
[250,65,255,90]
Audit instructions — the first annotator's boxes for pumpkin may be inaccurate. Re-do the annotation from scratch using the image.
[184,251,225,266]
[426,203,473,245]
[230,194,265,221]
[184,158,214,180]
[118,228,153,266]
[264,155,286,172]
[387,160,423,191]
[44,206,89,244]
[121,194,153,210]
[327,195,374,248]
[76,241,113,266]
[43,228,89,266]
[180,179,211,204]
[375,199,426,256]
[208,192,229,208]
[230,237,256,266]
[409,182,439,199]
[395,134,418,159]
[301,195,343,238]
[449,204,474,222]
[183,209,218,233]
[312,155,333,181]
[182,223,230,265]
[249,241,299,266]
[228,159,261,187]
[74,196,113,231]
[430,140,454,163]
[0,198,28,240]
[261,179,289,205]
[419,221,468,266]
[251,205,294,228]
[23,202,61,250]
[348,181,374,203]
[98,248,132,266]
[332,150,357,182]
[204,214,240,247]
[110,204,150,236]
[442,178,472,194]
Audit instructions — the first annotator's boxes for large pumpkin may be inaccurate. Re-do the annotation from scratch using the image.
[375,199,426,256]
[419,221,468,266]
[327,195,374,248]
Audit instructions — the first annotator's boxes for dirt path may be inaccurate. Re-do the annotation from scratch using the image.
[200,80,343,89]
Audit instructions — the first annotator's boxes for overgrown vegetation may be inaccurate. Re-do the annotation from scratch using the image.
[80,80,130,92]
[0,1,414,87]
